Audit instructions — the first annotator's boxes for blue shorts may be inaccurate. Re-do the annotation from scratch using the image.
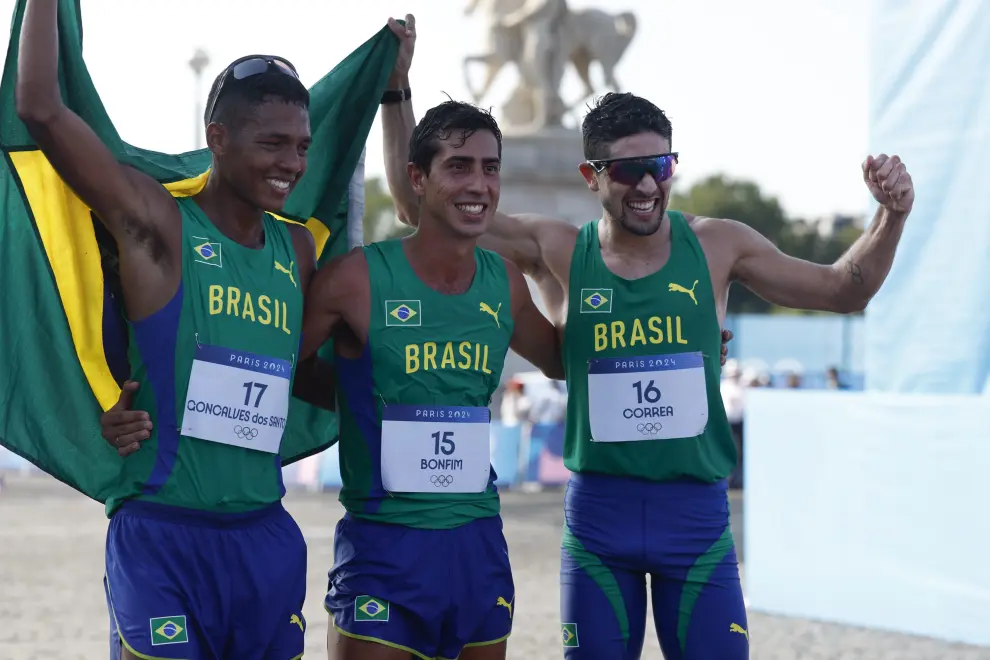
[559,473,748,660]
[325,513,514,660]
[104,500,307,660]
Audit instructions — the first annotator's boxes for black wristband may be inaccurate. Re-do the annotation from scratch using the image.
[381,88,412,104]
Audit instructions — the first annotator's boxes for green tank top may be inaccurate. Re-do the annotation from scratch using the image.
[336,239,513,529]
[561,212,736,482]
[105,196,303,516]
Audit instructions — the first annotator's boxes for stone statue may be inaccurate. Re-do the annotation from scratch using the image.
[463,0,637,131]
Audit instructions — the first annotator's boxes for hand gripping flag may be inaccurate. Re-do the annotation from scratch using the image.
[0,0,397,503]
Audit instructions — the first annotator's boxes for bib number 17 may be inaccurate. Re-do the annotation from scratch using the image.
[243,381,268,408]
[432,430,456,456]
[632,379,662,404]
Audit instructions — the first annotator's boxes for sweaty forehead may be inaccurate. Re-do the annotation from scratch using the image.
[239,100,310,137]
[436,129,500,161]
[607,132,671,159]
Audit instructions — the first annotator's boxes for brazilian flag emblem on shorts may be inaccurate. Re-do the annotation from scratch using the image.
[149,616,188,646]
[355,596,389,622]
[561,622,579,647]
[580,288,612,313]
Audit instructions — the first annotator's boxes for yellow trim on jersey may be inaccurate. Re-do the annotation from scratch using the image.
[164,167,332,259]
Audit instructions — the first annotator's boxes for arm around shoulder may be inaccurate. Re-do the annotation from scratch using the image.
[299,247,367,361]
[481,211,576,279]
[505,257,564,380]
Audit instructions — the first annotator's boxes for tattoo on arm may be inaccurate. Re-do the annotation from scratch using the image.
[846,261,865,285]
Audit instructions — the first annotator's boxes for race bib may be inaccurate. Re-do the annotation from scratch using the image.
[380,404,492,493]
[180,344,291,454]
[587,351,708,442]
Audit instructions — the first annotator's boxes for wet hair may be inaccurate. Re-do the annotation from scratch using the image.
[204,64,309,129]
[581,92,673,161]
[408,99,502,175]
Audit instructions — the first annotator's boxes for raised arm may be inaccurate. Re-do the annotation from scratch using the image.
[15,0,178,249]
[506,258,564,379]
[383,16,419,226]
[381,15,567,277]
[727,154,912,314]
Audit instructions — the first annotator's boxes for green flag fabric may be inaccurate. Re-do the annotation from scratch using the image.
[0,1,397,502]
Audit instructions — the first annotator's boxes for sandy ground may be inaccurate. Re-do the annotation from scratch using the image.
[1,475,989,660]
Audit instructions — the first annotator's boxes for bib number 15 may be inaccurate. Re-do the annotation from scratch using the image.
[632,379,662,404]
[432,431,456,456]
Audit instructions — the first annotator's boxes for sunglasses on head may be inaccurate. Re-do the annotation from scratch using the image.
[205,55,300,125]
[588,153,679,186]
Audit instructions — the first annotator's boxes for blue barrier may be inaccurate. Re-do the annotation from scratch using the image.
[744,389,990,647]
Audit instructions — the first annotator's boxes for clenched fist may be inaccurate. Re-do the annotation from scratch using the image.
[863,154,914,215]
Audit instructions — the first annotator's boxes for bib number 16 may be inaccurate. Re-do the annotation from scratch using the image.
[432,430,456,456]
[632,379,662,404]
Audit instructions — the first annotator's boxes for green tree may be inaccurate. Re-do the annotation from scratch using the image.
[671,175,788,314]
[670,175,861,315]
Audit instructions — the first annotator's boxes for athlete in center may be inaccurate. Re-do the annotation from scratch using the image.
[382,17,915,660]
[298,20,563,660]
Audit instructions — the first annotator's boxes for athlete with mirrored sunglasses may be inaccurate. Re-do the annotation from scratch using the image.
[382,19,914,659]
[16,1,327,655]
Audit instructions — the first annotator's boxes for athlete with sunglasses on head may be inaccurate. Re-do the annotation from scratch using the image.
[383,17,914,659]
[16,0,321,656]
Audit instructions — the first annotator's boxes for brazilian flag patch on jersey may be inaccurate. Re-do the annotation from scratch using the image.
[580,288,612,313]
[386,300,421,326]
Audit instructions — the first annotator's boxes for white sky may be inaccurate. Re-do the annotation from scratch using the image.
[1,0,870,219]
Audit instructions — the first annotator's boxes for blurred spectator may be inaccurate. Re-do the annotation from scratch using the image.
[500,378,531,427]
[743,368,771,388]
[528,380,567,425]
[825,366,847,390]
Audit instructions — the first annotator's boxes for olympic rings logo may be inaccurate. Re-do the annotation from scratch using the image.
[636,423,663,435]
[234,425,259,440]
[431,474,454,487]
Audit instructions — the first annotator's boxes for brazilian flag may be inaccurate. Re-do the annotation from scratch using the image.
[0,0,398,502]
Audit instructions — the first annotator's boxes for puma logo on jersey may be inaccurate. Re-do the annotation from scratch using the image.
[729,623,748,640]
[479,302,501,328]
[274,260,296,287]
[289,614,305,632]
[668,280,698,305]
